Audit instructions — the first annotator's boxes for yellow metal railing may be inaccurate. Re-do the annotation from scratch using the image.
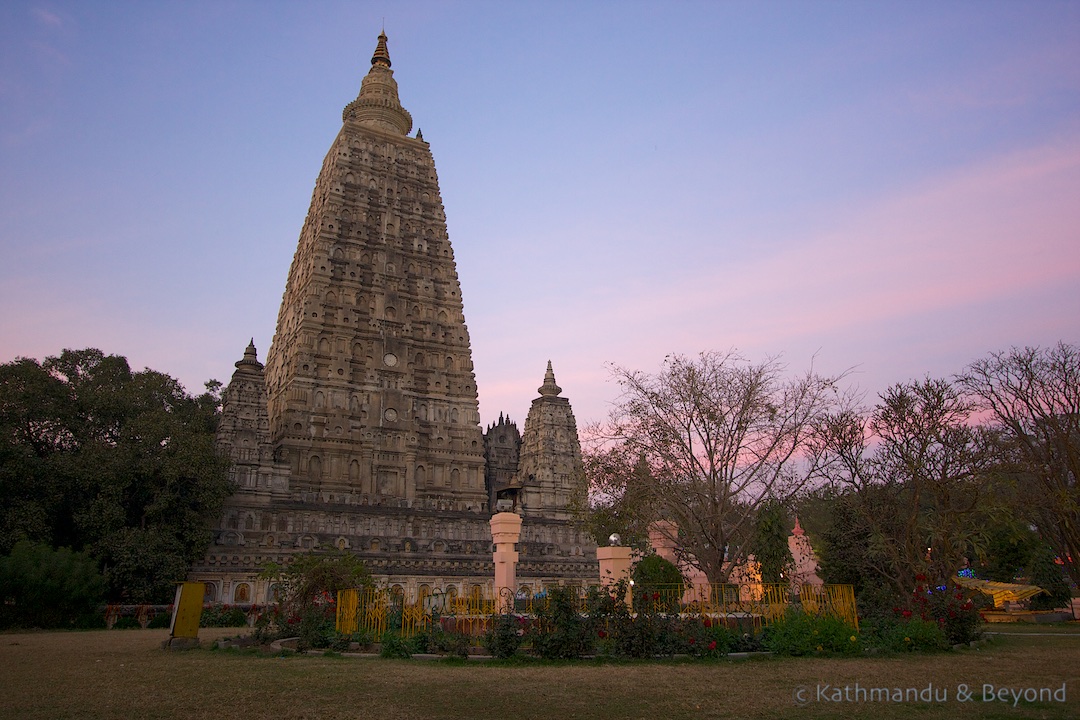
[336,583,858,636]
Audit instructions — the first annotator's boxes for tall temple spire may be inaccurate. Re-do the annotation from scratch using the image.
[263,28,483,505]
[194,29,598,602]
[343,32,413,135]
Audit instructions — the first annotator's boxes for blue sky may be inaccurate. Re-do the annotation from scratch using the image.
[2,0,1078,427]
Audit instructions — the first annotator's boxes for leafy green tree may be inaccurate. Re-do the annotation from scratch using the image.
[1027,544,1073,611]
[0,540,106,628]
[574,446,653,550]
[259,550,373,649]
[260,549,372,616]
[751,499,795,584]
[0,349,232,602]
[981,518,1040,583]
[815,378,995,602]
[632,554,685,590]
[815,487,907,618]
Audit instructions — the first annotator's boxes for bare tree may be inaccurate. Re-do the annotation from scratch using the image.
[587,351,844,584]
[958,343,1080,587]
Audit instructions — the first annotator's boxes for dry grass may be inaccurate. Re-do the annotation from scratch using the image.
[1,627,1079,720]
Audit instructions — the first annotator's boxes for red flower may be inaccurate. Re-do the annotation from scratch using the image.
[598,629,607,638]
[703,618,712,628]
[652,592,660,601]
[708,640,717,651]
[689,637,696,645]
[901,610,912,619]
[915,574,927,582]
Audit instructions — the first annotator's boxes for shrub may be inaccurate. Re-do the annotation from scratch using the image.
[146,611,171,629]
[252,605,285,643]
[908,578,981,645]
[874,617,948,653]
[259,550,371,623]
[632,555,684,589]
[0,540,106,629]
[328,627,374,652]
[112,615,142,629]
[379,631,412,659]
[432,628,470,658]
[407,627,433,654]
[763,609,861,656]
[1027,545,1073,611]
[730,629,765,653]
[328,632,352,653]
[531,586,593,659]
[200,603,249,628]
[296,606,335,650]
[611,587,685,658]
[484,614,527,659]
[680,617,733,658]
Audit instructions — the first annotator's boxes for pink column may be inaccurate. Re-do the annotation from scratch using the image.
[489,512,522,614]
[597,545,634,607]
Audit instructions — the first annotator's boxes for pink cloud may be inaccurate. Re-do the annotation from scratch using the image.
[31,7,65,28]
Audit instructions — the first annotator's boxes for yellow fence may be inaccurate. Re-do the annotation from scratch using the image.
[337,583,857,637]
[654,582,859,630]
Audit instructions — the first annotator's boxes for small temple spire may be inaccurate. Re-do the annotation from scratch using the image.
[538,360,562,397]
[236,338,263,369]
[371,31,391,68]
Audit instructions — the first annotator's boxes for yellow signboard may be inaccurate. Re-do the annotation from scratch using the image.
[170,581,204,639]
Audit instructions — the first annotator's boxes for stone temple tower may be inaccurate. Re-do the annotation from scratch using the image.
[191,34,596,604]
[263,32,487,510]
[516,362,583,522]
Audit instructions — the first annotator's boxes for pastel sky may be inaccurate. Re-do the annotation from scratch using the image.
[2,1,1078,428]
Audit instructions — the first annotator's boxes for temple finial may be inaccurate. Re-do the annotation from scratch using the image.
[372,31,391,68]
[237,338,262,369]
[344,30,412,135]
[793,516,805,536]
[538,360,562,397]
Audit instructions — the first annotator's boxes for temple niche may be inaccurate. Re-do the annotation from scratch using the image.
[189,33,595,604]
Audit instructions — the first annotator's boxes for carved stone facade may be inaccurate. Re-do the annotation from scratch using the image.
[190,34,595,603]
[517,362,584,523]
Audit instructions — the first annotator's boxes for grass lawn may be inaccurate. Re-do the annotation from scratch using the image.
[2,626,1078,720]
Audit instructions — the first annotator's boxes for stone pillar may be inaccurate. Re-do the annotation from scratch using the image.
[489,512,522,614]
[597,545,634,607]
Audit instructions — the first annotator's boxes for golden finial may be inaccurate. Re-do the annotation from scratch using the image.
[371,31,391,68]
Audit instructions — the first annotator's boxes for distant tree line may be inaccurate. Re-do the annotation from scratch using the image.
[580,343,1078,616]
[0,348,232,625]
